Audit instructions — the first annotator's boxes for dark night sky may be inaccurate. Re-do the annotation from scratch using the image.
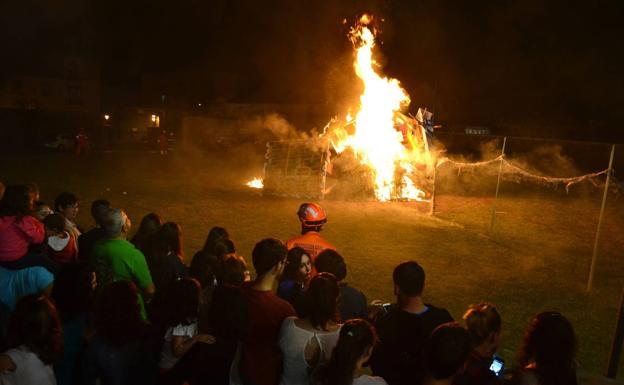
[1,0,623,139]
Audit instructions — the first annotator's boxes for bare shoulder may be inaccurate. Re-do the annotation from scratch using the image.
[0,353,16,372]
[353,375,388,385]
[517,370,540,385]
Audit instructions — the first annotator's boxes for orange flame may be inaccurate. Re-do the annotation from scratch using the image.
[246,177,264,189]
[331,18,429,202]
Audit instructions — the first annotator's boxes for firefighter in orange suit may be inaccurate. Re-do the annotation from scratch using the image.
[286,203,335,262]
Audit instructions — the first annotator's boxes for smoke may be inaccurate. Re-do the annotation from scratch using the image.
[507,144,578,177]
[245,113,321,142]
[435,136,596,197]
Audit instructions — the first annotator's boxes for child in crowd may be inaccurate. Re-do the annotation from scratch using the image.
[159,278,215,371]
[0,295,63,385]
[316,318,387,385]
[44,213,78,264]
[34,202,53,221]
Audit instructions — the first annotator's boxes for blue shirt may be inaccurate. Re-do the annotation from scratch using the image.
[0,266,54,310]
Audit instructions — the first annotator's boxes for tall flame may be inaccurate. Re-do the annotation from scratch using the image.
[331,17,428,201]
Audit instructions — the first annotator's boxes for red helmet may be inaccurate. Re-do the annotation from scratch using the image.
[297,203,327,227]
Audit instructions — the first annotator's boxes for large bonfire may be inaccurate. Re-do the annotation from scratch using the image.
[329,15,433,201]
[247,15,434,201]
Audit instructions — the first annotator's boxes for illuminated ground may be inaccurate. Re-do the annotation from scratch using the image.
[2,149,623,378]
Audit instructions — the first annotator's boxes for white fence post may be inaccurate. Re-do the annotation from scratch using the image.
[587,144,616,292]
[489,137,507,235]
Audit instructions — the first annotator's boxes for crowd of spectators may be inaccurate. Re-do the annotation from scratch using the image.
[0,185,580,385]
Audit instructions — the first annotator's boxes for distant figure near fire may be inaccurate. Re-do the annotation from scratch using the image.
[75,128,88,158]
[158,130,168,155]
[286,203,335,262]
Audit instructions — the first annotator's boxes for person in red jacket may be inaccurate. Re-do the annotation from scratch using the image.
[75,128,89,158]
[0,185,56,272]
[286,203,335,262]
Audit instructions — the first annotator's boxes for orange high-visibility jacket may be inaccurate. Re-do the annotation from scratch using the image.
[286,231,335,262]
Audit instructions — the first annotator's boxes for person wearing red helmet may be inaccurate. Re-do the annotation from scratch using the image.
[286,203,335,262]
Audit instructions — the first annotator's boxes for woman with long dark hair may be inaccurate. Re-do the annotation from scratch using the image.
[278,247,311,316]
[148,222,188,292]
[316,319,387,385]
[130,212,163,259]
[0,295,63,385]
[513,311,577,385]
[278,272,342,385]
[201,226,229,255]
[189,226,229,288]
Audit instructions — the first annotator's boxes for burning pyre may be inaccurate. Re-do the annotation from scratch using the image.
[327,15,434,201]
[247,15,435,201]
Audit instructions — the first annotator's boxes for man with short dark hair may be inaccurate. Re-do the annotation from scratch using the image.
[315,249,367,321]
[238,238,295,385]
[370,261,453,385]
[424,322,471,385]
[78,199,110,261]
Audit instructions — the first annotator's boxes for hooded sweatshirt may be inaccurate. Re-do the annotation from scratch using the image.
[0,216,45,262]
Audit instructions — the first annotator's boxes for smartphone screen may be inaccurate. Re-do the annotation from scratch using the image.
[489,356,504,377]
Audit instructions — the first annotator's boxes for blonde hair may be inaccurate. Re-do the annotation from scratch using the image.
[463,302,501,347]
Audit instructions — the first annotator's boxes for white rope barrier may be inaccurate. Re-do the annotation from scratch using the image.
[436,156,503,168]
[501,159,609,192]
[437,155,613,193]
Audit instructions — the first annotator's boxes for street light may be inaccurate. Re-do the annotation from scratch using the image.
[151,114,160,127]
[104,114,110,121]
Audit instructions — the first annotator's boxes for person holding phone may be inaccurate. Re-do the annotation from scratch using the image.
[453,302,503,385]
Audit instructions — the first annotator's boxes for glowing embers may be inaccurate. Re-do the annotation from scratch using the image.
[246,178,264,189]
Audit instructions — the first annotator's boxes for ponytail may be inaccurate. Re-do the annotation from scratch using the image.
[317,319,377,385]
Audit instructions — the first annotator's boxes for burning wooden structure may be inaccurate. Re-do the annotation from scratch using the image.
[248,15,438,201]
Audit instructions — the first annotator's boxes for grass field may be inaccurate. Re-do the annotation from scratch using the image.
[2,149,623,379]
